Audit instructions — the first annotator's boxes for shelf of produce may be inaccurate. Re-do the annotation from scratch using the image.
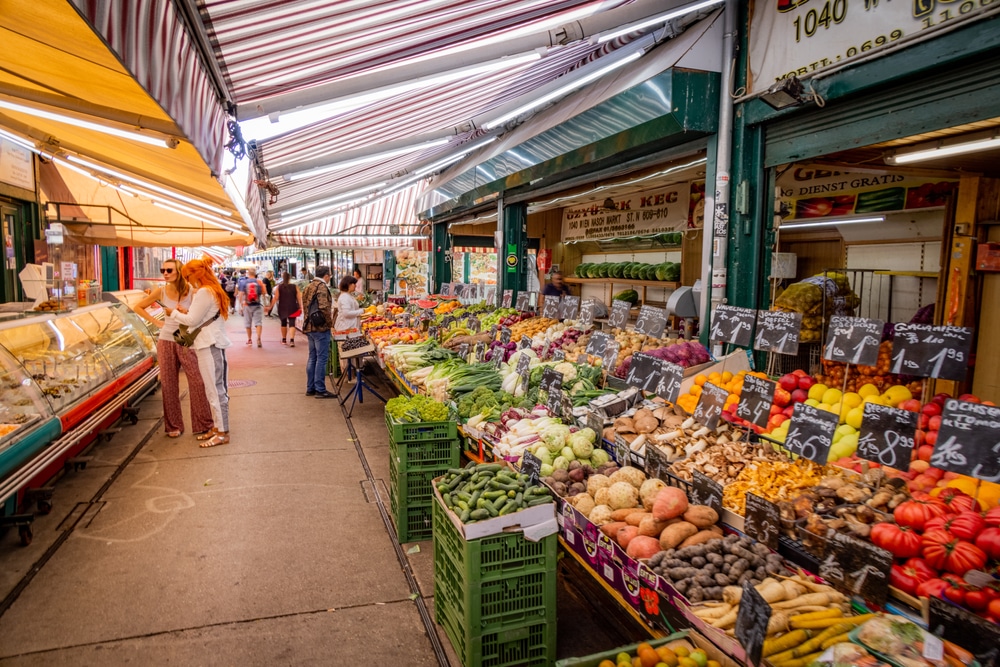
[564,278,680,289]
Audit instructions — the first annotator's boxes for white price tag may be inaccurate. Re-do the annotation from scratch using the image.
[921,631,943,661]
[603,564,614,580]
[564,529,575,544]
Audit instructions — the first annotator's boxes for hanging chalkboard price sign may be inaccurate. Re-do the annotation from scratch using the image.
[500,327,512,345]
[491,348,506,369]
[613,434,632,466]
[457,343,470,359]
[578,299,597,327]
[560,295,580,321]
[484,286,497,305]
[824,315,884,366]
[858,403,917,472]
[466,315,481,333]
[475,342,487,364]
[541,296,560,320]
[754,310,802,356]
[547,385,563,416]
[539,368,563,394]
[744,492,780,550]
[735,580,772,667]
[625,353,662,393]
[690,470,723,514]
[929,597,1000,666]
[930,399,1000,482]
[501,290,513,308]
[442,314,456,328]
[785,403,838,465]
[737,375,776,429]
[441,283,453,296]
[644,443,671,481]
[608,300,631,330]
[601,340,620,375]
[693,382,729,430]
[519,335,532,350]
[891,324,974,381]
[520,450,542,486]
[516,352,531,394]
[489,324,498,339]
[634,305,667,339]
[820,531,893,605]
[710,305,756,347]
[655,361,684,404]
[585,331,611,358]
[515,292,530,312]
[587,411,605,438]
[428,325,440,341]
[552,348,566,362]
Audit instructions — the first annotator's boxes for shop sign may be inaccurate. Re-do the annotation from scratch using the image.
[748,1,995,95]
[0,138,34,190]
[561,185,690,243]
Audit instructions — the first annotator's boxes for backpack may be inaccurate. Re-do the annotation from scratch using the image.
[306,284,327,328]
[223,277,236,294]
[246,280,260,305]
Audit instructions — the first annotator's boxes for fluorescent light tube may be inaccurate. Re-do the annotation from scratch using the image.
[483,51,643,130]
[0,99,177,148]
[598,0,725,43]
[286,138,451,181]
[885,133,1000,165]
[152,201,244,233]
[782,215,885,230]
[278,234,427,241]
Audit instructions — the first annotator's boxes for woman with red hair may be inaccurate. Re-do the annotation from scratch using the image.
[165,258,232,447]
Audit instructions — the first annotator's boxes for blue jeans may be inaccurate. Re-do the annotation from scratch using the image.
[306,330,331,393]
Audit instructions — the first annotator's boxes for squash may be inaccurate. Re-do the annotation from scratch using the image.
[652,486,689,521]
[626,535,661,560]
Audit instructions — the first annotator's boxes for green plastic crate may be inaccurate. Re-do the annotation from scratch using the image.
[389,460,442,505]
[432,497,556,582]
[436,600,555,667]
[386,413,457,444]
[390,492,433,543]
[553,632,691,667]
[389,436,460,473]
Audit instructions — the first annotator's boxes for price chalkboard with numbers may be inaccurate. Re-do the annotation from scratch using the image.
[930,399,1000,482]
[491,347,506,369]
[785,403,838,465]
[625,353,661,393]
[552,348,566,362]
[560,295,580,321]
[633,305,667,339]
[519,335,532,350]
[484,286,496,305]
[442,315,456,328]
[858,403,917,472]
[613,434,632,466]
[655,361,684,404]
[601,340,620,375]
[608,300,631,330]
[561,393,574,419]
[547,386,563,416]
[516,352,531,394]
[441,283,453,296]
[456,343,470,359]
[737,375,776,429]
[928,597,1000,666]
[578,299,597,327]
[820,531,893,605]
[520,451,542,486]
[500,327,512,345]
[428,325,440,341]
[710,305,756,347]
[466,315,481,333]
[539,368,563,394]
[475,342,487,364]
[744,492,780,550]
[585,331,612,358]
[587,411,604,438]
[515,292,530,312]
[691,470,723,515]
[824,315,884,366]
[735,580,772,667]
[541,296,560,320]
[693,382,729,430]
[754,310,802,356]
[501,290,513,308]
[644,443,671,481]
[891,324,974,381]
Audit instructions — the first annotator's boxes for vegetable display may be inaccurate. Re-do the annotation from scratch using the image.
[436,462,553,523]
[385,394,450,423]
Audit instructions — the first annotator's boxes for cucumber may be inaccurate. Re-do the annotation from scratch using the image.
[499,499,519,516]
[486,503,499,517]
[470,508,490,521]
[527,496,553,507]
[459,508,472,522]
[443,492,453,508]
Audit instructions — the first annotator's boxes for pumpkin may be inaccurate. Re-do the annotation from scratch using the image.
[652,486,688,521]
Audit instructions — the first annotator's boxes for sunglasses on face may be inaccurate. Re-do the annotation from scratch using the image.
[160,268,175,275]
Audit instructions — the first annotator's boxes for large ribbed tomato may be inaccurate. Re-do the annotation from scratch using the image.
[871,523,923,558]
[894,497,949,531]
[936,488,980,514]
[976,527,1000,560]
[985,506,1000,528]
[925,511,986,541]
[922,529,988,575]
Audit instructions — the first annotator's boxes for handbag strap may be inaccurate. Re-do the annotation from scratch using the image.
[185,312,220,339]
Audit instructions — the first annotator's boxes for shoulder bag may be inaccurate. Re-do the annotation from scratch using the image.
[173,313,220,348]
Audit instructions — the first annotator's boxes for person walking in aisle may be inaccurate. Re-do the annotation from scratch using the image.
[301,266,335,398]
[262,270,275,311]
[266,271,303,347]
[132,259,214,438]
[222,270,237,313]
[239,268,265,347]
[167,258,232,447]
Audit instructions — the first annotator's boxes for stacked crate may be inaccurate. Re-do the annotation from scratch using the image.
[386,414,459,543]
[432,495,557,667]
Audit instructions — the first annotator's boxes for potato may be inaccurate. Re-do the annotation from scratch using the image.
[679,530,723,548]
[683,505,719,529]
[659,521,698,550]
[625,511,650,527]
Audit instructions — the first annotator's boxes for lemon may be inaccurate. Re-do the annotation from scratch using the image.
[858,383,880,398]
[864,395,885,406]
[842,392,863,409]
[688,649,708,667]
[846,406,864,429]
[673,646,690,658]
[808,383,829,401]
[884,385,912,407]
[805,398,821,408]
[616,653,631,665]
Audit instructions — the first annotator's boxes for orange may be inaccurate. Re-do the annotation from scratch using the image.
[694,374,707,387]
[638,645,660,667]
[598,661,616,667]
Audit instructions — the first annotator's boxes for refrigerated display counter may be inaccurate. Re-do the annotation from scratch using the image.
[104,289,164,337]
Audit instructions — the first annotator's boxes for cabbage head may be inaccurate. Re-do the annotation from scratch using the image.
[535,447,553,465]
[591,449,610,467]
[576,427,598,443]
[552,456,570,470]
[569,434,594,459]
[540,463,554,477]
[542,424,570,451]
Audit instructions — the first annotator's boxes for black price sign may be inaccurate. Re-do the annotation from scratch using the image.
[735,580,772,667]
[428,325,440,340]
[655,361,684,404]
[634,305,667,339]
[499,327,512,345]
[930,399,1000,482]
[541,296,560,320]
[891,324,974,381]
[737,375,776,429]
[519,335,533,350]
[552,348,566,362]
[625,352,661,393]
[441,283,453,296]
[587,411,605,438]
[501,290,513,308]
[475,342,487,363]
[644,443,671,481]
[585,331,611,358]
[539,368,563,394]
[457,343,470,359]
[453,284,466,299]
[824,315,884,366]
[517,353,531,394]
[484,286,496,305]
[613,434,631,465]
[547,386,563,416]
[785,403,838,465]
[608,300,631,330]
[515,292,529,311]
[693,382,729,429]
[466,315,481,333]
[579,299,597,327]
[601,340,620,374]
[690,470,723,514]
[710,305,756,347]
[819,531,893,605]
[929,597,1000,666]
[561,393,574,419]
[754,310,802,356]
[858,403,917,472]
[560,295,580,321]
[520,450,542,486]
[744,492,780,550]
[491,347,506,369]
[442,314,456,327]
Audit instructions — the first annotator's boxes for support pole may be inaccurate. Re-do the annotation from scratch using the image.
[499,199,528,301]
[431,222,452,294]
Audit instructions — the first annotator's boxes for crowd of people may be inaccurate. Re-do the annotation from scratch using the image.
[133,258,368,445]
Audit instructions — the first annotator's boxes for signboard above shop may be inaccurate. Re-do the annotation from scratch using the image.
[562,185,691,243]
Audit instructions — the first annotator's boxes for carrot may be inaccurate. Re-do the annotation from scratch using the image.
[763,629,810,658]
[943,639,974,665]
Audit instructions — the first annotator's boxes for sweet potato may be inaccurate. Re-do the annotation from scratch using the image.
[683,505,719,529]
[679,530,723,548]
[611,508,646,522]
[638,514,672,538]
[626,511,650,527]
[708,524,724,536]
[659,521,698,550]
[627,535,661,560]
[600,521,627,539]
[617,525,639,549]
[652,487,688,521]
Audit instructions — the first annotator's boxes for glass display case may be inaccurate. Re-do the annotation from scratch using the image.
[104,289,163,337]
[70,304,153,372]
[0,347,54,454]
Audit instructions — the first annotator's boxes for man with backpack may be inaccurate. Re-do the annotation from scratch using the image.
[239,268,265,347]
[301,266,335,398]
[222,271,237,313]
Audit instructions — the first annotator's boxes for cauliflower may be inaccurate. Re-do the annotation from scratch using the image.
[553,362,578,383]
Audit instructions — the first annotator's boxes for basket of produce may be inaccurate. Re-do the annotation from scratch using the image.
[384,394,457,443]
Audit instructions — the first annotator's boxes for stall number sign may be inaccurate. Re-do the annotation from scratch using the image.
[520,451,542,486]
[634,305,667,339]
[744,492,780,550]
[541,296,560,320]
[501,290,513,308]
[930,399,1000,482]
[820,531,893,606]
[737,375,776,429]
[693,382,729,430]
[601,340,620,375]
[500,327,512,345]
[785,403,838,465]
[625,353,661,393]
[891,324,974,381]
[586,331,612,358]
[547,385,563,416]
[656,361,684,405]
[560,295,580,321]
[608,300,631,330]
[710,305,756,348]
[578,299,597,327]
[735,581,772,667]
[754,310,802,356]
[824,316,884,366]
[929,597,1000,666]
[475,342,487,364]
[515,292,530,311]
[691,470,723,515]
[858,403,917,472]
[539,368,563,394]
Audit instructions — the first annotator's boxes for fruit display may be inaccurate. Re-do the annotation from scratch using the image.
[435,462,553,523]
[433,299,461,315]
[675,369,753,416]
[816,341,921,396]
[722,458,827,516]
[574,262,680,282]
[592,637,718,667]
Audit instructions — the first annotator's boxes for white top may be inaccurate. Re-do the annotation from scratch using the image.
[334,291,365,331]
[354,276,366,294]
[158,289,193,340]
[172,288,232,350]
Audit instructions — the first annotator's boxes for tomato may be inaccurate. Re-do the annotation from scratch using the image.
[925,511,986,541]
[990,598,1000,620]
[936,488,980,514]
[944,585,966,605]
[975,526,1000,560]
[916,578,950,598]
[985,507,1000,528]
[922,529,988,575]
[871,523,923,558]
[894,497,949,531]
[965,588,991,613]
[890,558,937,596]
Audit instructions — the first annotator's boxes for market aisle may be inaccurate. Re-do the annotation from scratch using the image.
[0,317,444,666]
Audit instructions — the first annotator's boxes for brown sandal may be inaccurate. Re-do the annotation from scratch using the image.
[200,432,229,448]
[196,428,218,441]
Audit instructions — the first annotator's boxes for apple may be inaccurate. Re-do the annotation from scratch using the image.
[917,445,934,462]
[779,374,799,392]
[899,399,921,413]
[959,393,981,404]
[770,404,783,416]
[791,388,809,404]
[925,430,938,446]
[783,406,795,418]
[797,375,816,390]
[774,388,792,407]
[933,393,950,405]
[792,369,807,378]
[769,414,788,429]
[919,414,930,430]
[921,402,942,417]
[928,415,942,432]
[914,429,926,447]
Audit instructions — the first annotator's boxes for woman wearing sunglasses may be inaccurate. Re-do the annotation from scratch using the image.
[134,259,214,438]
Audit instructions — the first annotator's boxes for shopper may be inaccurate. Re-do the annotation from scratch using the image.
[301,266,335,398]
[266,271,303,347]
[262,270,275,310]
[335,275,365,334]
[235,270,248,315]
[222,270,237,313]
[352,267,366,295]
[133,259,214,438]
[168,258,232,447]
[240,268,265,347]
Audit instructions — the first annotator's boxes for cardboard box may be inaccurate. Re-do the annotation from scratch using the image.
[432,474,557,541]
[679,350,752,396]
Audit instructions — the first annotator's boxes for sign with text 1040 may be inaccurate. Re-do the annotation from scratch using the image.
[891,324,974,381]
[710,305,756,348]
[737,375,776,429]
[823,315,884,366]
[857,403,917,472]
[785,403,838,465]
[608,300,631,330]
[625,352,661,393]
[754,310,802,356]
[929,399,1000,483]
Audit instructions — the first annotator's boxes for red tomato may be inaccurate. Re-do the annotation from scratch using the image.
[975,526,1000,560]
[916,578,950,598]
[871,523,923,558]
[894,497,949,531]
[965,588,991,613]
[936,488,980,515]
[945,585,966,605]
[922,529,988,575]
[890,558,937,596]
[925,511,986,541]
[990,598,1000,620]
[985,507,1000,528]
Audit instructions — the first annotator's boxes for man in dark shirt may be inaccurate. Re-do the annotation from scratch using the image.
[541,271,570,298]
[301,266,335,398]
